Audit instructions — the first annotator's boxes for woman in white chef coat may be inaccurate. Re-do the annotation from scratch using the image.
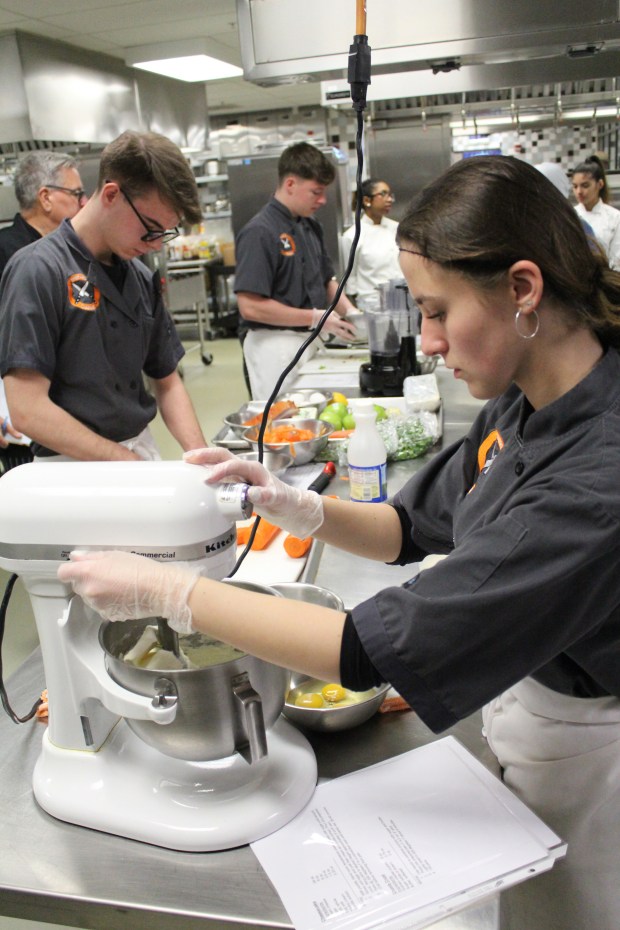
[59,156,620,930]
[341,178,401,309]
[572,154,620,269]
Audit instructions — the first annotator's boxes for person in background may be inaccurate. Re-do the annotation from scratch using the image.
[341,177,401,309]
[572,154,620,269]
[535,161,595,239]
[59,155,620,930]
[0,130,207,462]
[0,151,87,279]
[0,151,88,448]
[234,142,357,399]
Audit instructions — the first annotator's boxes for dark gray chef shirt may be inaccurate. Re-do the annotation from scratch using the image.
[344,348,620,733]
[0,219,183,456]
[234,197,334,330]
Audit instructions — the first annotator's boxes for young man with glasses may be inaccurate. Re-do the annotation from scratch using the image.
[341,177,401,310]
[0,130,207,462]
[234,142,357,399]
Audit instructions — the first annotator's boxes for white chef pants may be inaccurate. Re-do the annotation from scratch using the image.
[243,329,318,400]
[482,677,620,930]
[33,426,162,462]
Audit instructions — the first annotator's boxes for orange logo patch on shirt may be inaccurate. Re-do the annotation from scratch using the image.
[468,429,505,493]
[279,233,296,256]
[67,274,100,310]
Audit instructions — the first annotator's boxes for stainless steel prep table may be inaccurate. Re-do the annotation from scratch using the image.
[0,368,499,930]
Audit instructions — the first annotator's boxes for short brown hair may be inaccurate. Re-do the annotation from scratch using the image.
[98,130,202,225]
[397,155,620,350]
[278,142,335,186]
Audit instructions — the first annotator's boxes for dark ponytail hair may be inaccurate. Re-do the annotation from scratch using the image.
[351,178,384,212]
[573,154,609,203]
[397,155,620,350]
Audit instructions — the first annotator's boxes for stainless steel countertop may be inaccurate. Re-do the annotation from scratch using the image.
[0,368,497,930]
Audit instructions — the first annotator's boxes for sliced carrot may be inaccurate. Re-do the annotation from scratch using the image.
[329,429,355,439]
[35,688,49,722]
[263,425,315,443]
[237,518,280,551]
[252,519,280,550]
[283,535,312,559]
[244,400,297,427]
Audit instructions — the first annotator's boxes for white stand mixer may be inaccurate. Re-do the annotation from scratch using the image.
[0,461,317,851]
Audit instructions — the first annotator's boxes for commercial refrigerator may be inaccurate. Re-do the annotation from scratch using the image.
[226,147,352,277]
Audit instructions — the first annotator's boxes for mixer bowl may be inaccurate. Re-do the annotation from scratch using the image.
[99,580,288,763]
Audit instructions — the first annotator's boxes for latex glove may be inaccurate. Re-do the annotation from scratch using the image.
[184,447,324,538]
[312,308,357,342]
[57,550,200,634]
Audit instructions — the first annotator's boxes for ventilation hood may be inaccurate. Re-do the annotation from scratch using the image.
[0,32,208,151]
[237,0,620,90]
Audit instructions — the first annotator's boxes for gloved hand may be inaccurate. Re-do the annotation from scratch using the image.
[312,308,357,342]
[57,550,200,634]
[184,447,325,538]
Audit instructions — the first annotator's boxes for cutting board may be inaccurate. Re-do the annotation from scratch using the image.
[298,354,365,376]
[232,522,310,585]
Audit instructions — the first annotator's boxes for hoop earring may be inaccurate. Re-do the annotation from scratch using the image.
[515,307,539,340]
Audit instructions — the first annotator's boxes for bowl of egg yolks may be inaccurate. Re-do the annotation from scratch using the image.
[283,673,390,732]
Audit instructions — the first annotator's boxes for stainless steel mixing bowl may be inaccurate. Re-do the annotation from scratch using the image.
[243,417,334,465]
[270,582,344,611]
[99,580,288,763]
[283,675,390,733]
[236,450,293,476]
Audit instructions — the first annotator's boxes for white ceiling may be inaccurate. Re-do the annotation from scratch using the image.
[0,0,323,115]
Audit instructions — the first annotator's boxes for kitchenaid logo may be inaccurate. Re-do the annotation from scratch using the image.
[204,530,235,554]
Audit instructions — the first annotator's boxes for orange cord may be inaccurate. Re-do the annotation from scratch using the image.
[356,0,367,35]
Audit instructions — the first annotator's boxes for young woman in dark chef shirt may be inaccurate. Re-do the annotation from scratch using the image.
[60,156,620,930]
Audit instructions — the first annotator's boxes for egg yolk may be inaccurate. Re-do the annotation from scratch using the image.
[321,683,346,703]
[295,692,324,708]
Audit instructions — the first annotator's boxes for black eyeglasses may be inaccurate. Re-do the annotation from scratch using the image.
[119,186,180,243]
[47,184,87,201]
[371,191,395,201]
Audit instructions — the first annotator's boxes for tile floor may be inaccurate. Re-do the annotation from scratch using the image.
[0,335,249,930]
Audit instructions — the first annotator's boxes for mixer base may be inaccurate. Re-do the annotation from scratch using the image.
[33,716,317,851]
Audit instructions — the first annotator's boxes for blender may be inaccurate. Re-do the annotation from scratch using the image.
[0,460,317,851]
[359,279,420,395]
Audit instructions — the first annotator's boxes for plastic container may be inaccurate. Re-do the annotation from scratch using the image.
[403,373,441,413]
[347,401,387,503]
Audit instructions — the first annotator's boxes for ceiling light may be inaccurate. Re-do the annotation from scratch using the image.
[125,40,243,83]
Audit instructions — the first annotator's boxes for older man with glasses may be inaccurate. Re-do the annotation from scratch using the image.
[0,130,207,463]
[0,151,88,451]
[0,151,87,280]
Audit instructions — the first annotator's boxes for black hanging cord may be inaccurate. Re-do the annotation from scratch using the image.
[0,572,42,724]
[228,19,371,578]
